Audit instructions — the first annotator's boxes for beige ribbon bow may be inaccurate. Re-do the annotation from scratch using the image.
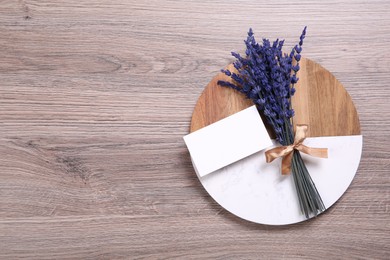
[265,125,328,175]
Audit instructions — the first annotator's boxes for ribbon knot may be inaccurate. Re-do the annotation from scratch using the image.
[265,125,328,175]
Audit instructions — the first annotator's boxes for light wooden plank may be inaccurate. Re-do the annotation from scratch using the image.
[0,0,389,258]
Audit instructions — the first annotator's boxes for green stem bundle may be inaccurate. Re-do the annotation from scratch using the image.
[283,121,325,218]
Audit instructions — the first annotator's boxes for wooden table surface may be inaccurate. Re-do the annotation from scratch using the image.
[0,1,389,259]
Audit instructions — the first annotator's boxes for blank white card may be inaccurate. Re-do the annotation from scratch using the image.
[183,105,273,177]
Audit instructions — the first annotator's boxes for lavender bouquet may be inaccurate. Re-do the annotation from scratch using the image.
[218,27,326,218]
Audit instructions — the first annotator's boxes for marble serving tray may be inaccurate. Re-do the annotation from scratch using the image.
[188,58,362,225]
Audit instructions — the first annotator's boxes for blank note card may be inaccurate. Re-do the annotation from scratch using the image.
[183,105,272,177]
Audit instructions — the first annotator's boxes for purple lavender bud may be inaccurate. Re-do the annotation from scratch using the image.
[242,83,251,93]
[291,74,299,84]
[250,86,261,96]
[292,65,300,72]
[289,109,295,117]
[265,84,272,92]
[278,40,285,51]
[231,73,243,85]
[283,109,294,118]
[217,80,243,93]
[264,108,271,117]
[295,54,301,61]
[289,50,294,59]
[245,48,250,56]
[276,119,284,126]
[231,52,241,60]
[233,61,242,70]
[221,69,231,76]
[272,39,279,49]
[300,26,307,41]
[248,28,254,37]
[294,45,302,53]
[263,38,270,48]
[256,98,266,105]
[259,63,266,71]
[275,127,282,134]
[290,88,296,96]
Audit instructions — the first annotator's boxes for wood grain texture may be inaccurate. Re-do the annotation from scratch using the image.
[0,0,389,259]
[191,58,361,137]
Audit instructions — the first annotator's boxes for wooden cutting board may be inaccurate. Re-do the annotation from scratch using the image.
[190,58,360,138]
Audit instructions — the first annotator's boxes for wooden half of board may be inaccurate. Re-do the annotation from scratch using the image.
[190,58,360,138]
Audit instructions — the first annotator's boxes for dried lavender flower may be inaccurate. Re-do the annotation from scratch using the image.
[218,27,307,145]
[218,27,325,218]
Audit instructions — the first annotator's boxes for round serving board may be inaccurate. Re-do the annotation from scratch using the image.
[191,58,360,137]
[189,58,362,225]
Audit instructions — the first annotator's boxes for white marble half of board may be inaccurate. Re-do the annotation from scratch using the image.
[194,135,363,225]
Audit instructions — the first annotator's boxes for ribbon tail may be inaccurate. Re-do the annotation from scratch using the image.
[296,144,328,158]
[265,146,290,163]
[281,151,294,175]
